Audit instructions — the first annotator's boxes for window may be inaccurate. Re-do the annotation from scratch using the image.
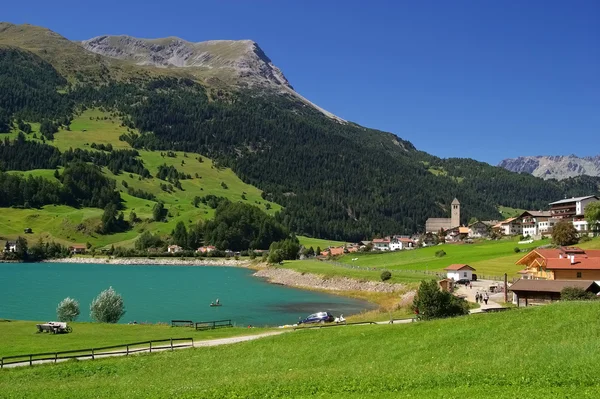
[463,272,467,277]
[576,272,582,279]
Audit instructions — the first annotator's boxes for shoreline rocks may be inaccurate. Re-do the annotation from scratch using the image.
[253,267,405,293]
[45,257,250,267]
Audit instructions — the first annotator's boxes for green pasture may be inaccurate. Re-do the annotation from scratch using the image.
[1,302,598,398]
[335,238,549,276]
[297,236,346,250]
[0,321,270,358]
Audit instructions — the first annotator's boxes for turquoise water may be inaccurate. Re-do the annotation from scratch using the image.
[0,263,374,326]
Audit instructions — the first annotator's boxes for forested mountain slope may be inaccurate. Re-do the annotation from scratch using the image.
[1,23,599,243]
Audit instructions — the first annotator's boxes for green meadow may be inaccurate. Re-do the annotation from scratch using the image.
[1,302,598,398]
[296,236,346,250]
[0,321,270,358]
[0,109,280,249]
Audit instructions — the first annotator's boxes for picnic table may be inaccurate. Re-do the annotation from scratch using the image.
[36,322,72,334]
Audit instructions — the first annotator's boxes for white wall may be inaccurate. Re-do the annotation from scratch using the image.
[579,197,599,216]
[448,270,473,281]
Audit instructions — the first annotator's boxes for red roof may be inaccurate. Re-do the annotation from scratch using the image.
[69,244,86,249]
[444,264,476,271]
[372,238,390,243]
[546,258,600,270]
[399,238,415,243]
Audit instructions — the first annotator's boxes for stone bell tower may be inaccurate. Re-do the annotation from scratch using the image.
[451,198,460,227]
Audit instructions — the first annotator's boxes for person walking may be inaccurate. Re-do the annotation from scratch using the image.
[475,292,480,303]
[484,293,489,305]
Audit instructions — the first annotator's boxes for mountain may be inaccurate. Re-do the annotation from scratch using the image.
[1,22,600,245]
[499,155,600,180]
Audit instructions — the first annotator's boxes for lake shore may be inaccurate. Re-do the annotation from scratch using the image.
[253,267,405,294]
[44,257,251,267]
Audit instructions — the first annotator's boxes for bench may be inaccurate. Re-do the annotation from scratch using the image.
[171,320,194,328]
[195,319,233,331]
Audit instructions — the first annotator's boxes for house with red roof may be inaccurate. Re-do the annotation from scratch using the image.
[515,246,600,280]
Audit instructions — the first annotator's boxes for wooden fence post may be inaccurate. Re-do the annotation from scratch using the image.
[1,358,3,369]
[504,273,508,303]
[126,345,129,356]
[55,353,58,363]
[29,355,32,366]
[92,348,95,360]
[149,341,152,353]
[170,338,173,351]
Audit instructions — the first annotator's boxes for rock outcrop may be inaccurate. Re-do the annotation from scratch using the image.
[499,155,600,180]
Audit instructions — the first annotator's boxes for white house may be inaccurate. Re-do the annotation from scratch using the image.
[196,246,216,254]
[3,241,17,253]
[444,264,476,281]
[168,245,183,253]
[494,217,522,236]
[519,211,552,238]
[549,195,600,234]
[372,238,390,251]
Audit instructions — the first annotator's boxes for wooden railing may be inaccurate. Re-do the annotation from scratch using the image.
[171,320,194,327]
[0,337,193,369]
[195,319,233,331]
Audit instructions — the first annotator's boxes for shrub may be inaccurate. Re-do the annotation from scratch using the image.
[56,297,80,322]
[413,280,469,321]
[561,286,596,301]
[514,247,521,253]
[435,250,446,258]
[579,235,592,243]
[380,271,392,281]
[90,287,126,323]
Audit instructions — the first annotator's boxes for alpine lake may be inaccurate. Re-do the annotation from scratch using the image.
[0,263,375,326]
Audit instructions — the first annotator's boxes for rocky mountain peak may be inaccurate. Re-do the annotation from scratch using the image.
[81,35,293,90]
[499,154,600,180]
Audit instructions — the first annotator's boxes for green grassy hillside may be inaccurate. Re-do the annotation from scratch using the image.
[0,109,281,249]
[1,302,598,398]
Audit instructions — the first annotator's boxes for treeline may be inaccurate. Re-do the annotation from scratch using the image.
[0,162,119,209]
[1,237,71,262]
[0,135,150,177]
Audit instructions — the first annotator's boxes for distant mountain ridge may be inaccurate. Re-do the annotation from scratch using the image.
[499,155,600,180]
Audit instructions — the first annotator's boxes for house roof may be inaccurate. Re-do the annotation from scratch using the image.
[398,237,415,243]
[545,258,600,270]
[372,238,390,243]
[520,210,551,218]
[69,244,86,249]
[509,279,600,294]
[168,245,182,248]
[444,264,476,271]
[458,227,470,234]
[494,217,518,228]
[451,198,460,205]
[549,196,599,205]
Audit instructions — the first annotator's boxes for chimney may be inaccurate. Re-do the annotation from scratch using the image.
[559,254,563,259]
[570,255,575,265]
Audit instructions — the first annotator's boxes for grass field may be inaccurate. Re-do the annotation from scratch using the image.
[297,236,346,250]
[328,238,550,277]
[498,205,526,218]
[0,321,270,358]
[1,302,598,398]
[0,109,281,249]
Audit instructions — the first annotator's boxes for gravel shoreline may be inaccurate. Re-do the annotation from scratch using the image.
[253,267,405,293]
[44,257,250,267]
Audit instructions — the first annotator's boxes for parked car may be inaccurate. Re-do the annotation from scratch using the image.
[298,311,334,325]
[456,278,471,285]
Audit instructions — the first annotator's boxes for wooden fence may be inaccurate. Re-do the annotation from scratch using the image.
[0,337,193,369]
[195,319,233,331]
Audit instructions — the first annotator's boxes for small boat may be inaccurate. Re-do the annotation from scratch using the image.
[210,303,222,307]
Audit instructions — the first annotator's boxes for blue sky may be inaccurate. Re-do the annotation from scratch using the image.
[3,0,598,164]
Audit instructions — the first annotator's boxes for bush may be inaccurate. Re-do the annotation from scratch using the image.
[514,247,521,253]
[435,250,446,258]
[413,280,469,321]
[579,235,592,243]
[90,287,126,323]
[561,286,596,301]
[56,297,80,322]
[380,271,392,281]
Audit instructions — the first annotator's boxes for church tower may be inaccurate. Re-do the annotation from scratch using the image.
[451,198,460,227]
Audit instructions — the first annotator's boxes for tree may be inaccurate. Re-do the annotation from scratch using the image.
[561,286,596,301]
[101,203,119,234]
[315,246,322,256]
[172,221,188,248]
[552,220,579,246]
[153,202,165,222]
[90,287,126,323]
[15,236,28,261]
[413,280,469,321]
[380,271,392,281]
[584,201,600,233]
[128,211,138,225]
[57,297,80,322]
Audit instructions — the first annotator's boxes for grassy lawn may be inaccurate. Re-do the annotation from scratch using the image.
[1,302,598,398]
[297,236,346,250]
[0,321,270,358]
[333,238,548,277]
[498,205,526,218]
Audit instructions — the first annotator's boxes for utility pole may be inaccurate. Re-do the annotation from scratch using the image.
[504,273,508,303]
